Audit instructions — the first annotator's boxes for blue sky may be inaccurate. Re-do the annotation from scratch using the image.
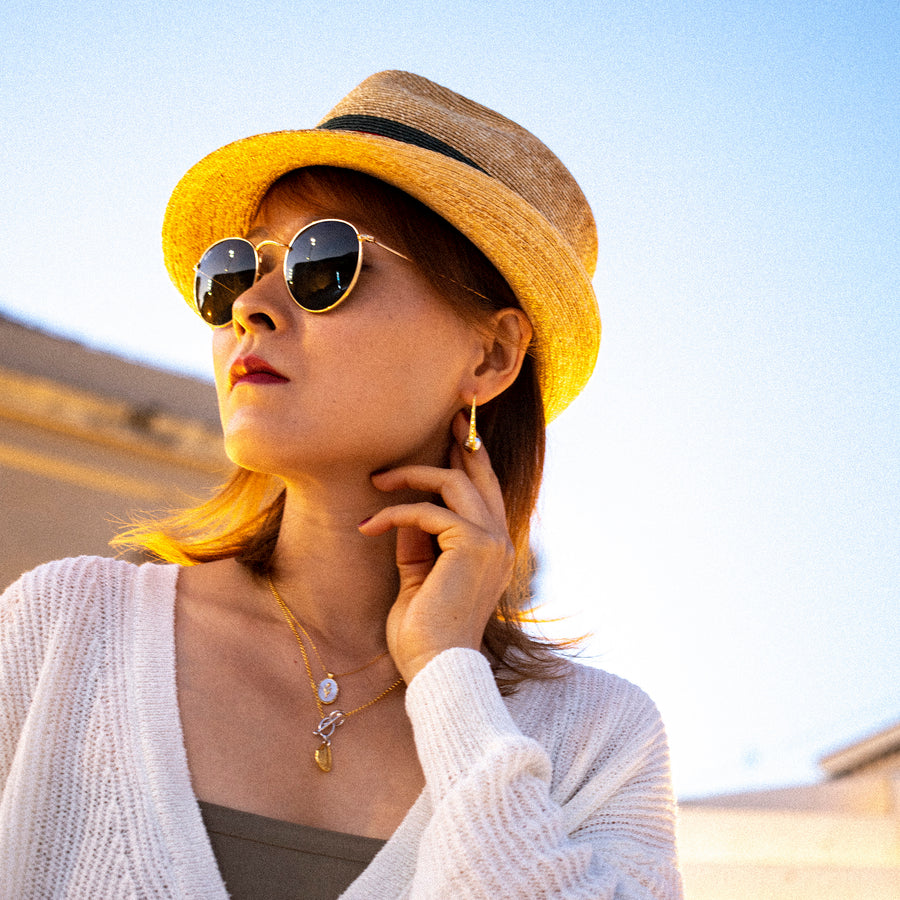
[2,0,898,797]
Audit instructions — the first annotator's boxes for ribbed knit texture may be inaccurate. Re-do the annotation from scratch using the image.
[1,557,682,898]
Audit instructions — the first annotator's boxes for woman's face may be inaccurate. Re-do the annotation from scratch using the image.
[211,181,486,482]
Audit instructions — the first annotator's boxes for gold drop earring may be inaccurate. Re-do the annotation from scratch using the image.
[464,396,482,453]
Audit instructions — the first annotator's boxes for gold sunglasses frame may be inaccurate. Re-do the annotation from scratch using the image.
[193,217,494,327]
[193,218,411,324]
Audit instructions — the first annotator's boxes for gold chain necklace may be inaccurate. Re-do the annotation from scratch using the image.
[278,599,390,705]
[266,573,404,773]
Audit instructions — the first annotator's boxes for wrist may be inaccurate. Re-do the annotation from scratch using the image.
[397,638,484,684]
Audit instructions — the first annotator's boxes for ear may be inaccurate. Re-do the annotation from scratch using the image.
[467,308,533,404]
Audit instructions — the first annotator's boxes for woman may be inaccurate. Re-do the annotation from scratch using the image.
[0,71,682,897]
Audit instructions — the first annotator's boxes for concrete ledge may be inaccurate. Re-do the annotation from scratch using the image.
[0,366,225,471]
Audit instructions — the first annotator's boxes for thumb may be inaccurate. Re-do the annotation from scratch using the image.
[394,525,436,579]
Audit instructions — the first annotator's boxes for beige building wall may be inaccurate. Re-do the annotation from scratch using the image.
[679,723,900,899]
[0,313,229,588]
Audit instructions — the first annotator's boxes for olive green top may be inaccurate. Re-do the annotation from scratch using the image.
[199,801,386,900]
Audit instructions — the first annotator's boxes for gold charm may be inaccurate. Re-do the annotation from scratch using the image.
[314,741,333,773]
[312,710,344,773]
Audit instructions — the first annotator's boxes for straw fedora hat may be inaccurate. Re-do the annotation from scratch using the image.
[163,70,600,421]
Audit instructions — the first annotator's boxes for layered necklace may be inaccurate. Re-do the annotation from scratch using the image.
[266,573,404,773]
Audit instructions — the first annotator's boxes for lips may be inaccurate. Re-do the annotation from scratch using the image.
[230,354,289,388]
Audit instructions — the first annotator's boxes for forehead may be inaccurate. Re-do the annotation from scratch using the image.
[251,186,370,242]
[250,167,422,249]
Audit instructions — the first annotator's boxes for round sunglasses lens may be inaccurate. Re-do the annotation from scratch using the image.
[285,221,361,312]
[194,240,257,325]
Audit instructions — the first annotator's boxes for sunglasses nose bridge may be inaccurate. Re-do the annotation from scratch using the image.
[254,239,289,279]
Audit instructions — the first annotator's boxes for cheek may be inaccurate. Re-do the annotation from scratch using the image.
[347,320,465,399]
[211,332,241,434]
[211,331,233,394]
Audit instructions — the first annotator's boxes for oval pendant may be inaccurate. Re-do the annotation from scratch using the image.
[318,677,339,704]
[314,742,333,773]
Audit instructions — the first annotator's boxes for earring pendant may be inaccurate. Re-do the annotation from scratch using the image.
[464,397,482,453]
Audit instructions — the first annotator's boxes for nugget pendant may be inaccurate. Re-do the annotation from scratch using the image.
[313,710,345,773]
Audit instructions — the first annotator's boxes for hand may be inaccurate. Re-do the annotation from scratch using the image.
[358,411,515,684]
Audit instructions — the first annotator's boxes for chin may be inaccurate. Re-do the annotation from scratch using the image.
[222,428,295,473]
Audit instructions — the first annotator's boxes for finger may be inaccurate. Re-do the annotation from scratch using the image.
[358,501,468,544]
[361,502,512,587]
[370,466,494,529]
[394,524,436,572]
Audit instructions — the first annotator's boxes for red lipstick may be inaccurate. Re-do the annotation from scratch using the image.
[230,355,289,388]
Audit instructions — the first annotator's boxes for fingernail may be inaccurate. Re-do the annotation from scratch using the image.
[358,516,373,527]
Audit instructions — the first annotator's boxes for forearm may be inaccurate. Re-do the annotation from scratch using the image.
[405,648,682,899]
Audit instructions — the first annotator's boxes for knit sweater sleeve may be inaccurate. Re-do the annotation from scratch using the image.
[402,648,682,899]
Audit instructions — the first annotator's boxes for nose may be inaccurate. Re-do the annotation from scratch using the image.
[230,242,291,334]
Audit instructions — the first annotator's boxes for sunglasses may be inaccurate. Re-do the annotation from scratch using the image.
[193,218,411,326]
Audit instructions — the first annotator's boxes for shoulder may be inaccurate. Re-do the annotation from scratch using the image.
[2,556,178,641]
[8,554,137,590]
[4,556,139,615]
[512,658,662,726]
[507,659,669,779]
[2,557,180,702]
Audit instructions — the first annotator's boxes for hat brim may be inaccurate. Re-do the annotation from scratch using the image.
[162,129,599,422]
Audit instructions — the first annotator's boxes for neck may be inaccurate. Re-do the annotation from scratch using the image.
[262,469,423,655]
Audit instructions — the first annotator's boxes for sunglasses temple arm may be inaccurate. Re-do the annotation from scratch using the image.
[359,235,494,304]
[359,234,409,262]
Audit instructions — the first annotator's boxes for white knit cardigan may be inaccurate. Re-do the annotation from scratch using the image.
[0,556,682,898]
